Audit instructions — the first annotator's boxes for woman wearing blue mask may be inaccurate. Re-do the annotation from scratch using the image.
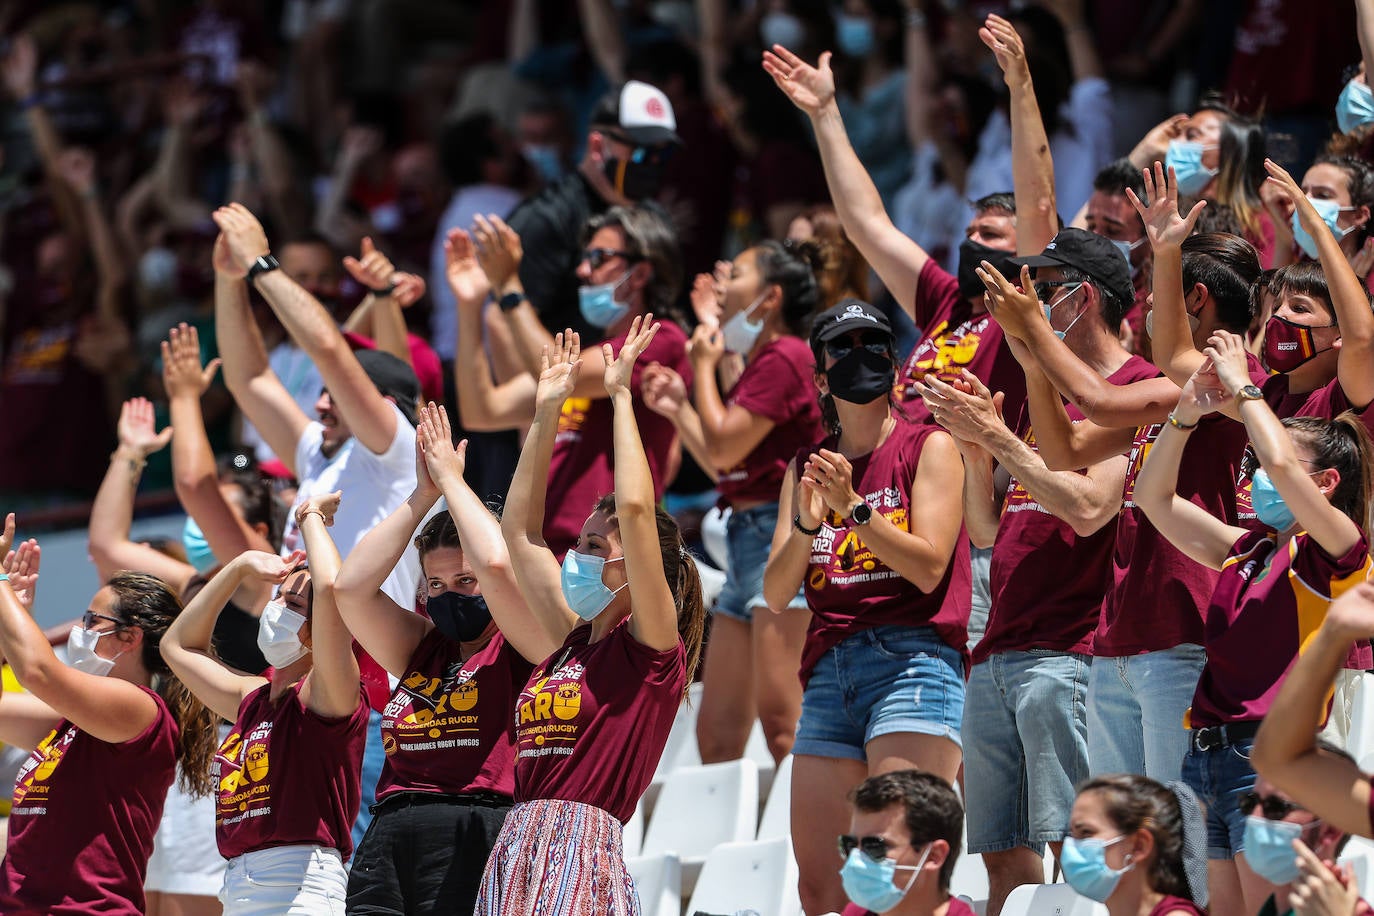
[162,492,369,914]
[1284,156,1374,290]
[1134,332,1374,915]
[640,239,825,769]
[475,316,706,916]
[1064,775,1208,915]
[333,404,538,915]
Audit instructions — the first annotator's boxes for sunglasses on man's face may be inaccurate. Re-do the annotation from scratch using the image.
[825,335,890,360]
[1237,791,1302,820]
[81,611,124,630]
[581,248,639,270]
[1033,280,1083,304]
[838,834,899,862]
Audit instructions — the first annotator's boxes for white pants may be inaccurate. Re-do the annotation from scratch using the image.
[220,845,346,915]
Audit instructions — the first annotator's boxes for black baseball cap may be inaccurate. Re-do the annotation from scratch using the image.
[354,349,420,427]
[810,299,894,345]
[590,80,682,148]
[1010,227,1134,307]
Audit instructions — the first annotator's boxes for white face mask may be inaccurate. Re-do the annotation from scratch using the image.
[257,600,309,669]
[67,625,125,677]
[721,292,767,354]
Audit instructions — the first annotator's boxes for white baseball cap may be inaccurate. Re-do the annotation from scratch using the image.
[592,80,682,147]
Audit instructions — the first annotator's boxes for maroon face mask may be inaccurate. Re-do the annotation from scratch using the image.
[1263,314,1336,373]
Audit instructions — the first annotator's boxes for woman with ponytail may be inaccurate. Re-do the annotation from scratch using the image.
[1136,333,1374,914]
[642,239,825,766]
[0,514,218,914]
[162,492,369,914]
[476,316,707,915]
[1065,775,1209,915]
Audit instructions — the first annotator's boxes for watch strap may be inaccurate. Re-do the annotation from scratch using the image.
[246,254,280,283]
[498,291,527,313]
[1237,384,1264,402]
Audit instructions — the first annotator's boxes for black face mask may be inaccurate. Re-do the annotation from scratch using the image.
[426,592,492,643]
[826,348,894,404]
[957,238,1019,302]
[603,155,666,201]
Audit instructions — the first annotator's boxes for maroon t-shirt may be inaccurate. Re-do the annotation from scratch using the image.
[797,418,971,683]
[545,321,691,557]
[842,898,976,916]
[0,687,176,915]
[214,682,369,860]
[978,356,1160,662]
[717,335,824,506]
[1189,530,1371,728]
[376,629,532,802]
[1149,896,1206,916]
[513,621,686,823]
[897,259,1028,431]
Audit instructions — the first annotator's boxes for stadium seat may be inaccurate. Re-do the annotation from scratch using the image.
[1000,882,1107,916]
[1339,835,1374,900]
[684,836,801,916]
[623,800,644,858]
[756,754,793,841]
[1345,672,1374,769]
[642,757,760,896]
[644,681,704,815]
[626,852,682,916]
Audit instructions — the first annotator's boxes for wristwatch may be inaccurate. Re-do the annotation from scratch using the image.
[1237,384,1264,402]
[246,253,280,284]
[498,291,527,312]
[849,501,872,526]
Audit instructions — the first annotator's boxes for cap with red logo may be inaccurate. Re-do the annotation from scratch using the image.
[592,80,682,148]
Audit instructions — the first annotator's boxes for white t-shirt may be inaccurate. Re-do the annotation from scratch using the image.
[281,402,425,607]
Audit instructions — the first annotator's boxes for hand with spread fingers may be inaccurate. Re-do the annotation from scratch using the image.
[978,261,1046,341]
[604,314,660,398]
[162,323,222,400]
[762,44,836,118]
[1127,160,1207,250]
[117,397,174,459]
[0,513,40,611]
[536,330,582,414]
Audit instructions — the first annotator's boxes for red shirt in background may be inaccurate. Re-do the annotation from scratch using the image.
[1225,0,1356,115]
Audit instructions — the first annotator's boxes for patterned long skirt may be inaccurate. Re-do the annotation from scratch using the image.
[473,798,641,916]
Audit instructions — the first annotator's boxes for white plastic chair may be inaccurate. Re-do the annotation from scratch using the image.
[1344,672,1374,769]
[623,801,645,858]
[1000,883,1107,916]
[757,754,793,841]
[642,757,760,896]
[644,682,704,815]
[684,836,801,916]
[1339,835,1374,900]
[627,852,682,916]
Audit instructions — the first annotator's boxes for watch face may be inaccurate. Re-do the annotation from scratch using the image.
[852,502,872,524]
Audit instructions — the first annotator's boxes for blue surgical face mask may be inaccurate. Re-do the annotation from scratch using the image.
[839,845,927,913]
[1243,815,1307,885]
[522,143,564,184]
[1042,283,1087,341]
[1165,140,1219,197]
[835,13,876,57]
[759,11,806,51]
[1111,237,1146,275]
[1251,468,1297,532]
[721,292,766,354]
[1293,196,1355,259]
[560,551,626,621]
[1061,835,1133,903]
[182,516,217,574]
[1337,78,1374,134]
[578,270,632,329]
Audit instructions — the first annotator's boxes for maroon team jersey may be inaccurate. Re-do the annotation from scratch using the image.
[544,321,691,558]
[797,417,971,683]
[214,682,369,860]
[0,687,177,915]
[896,259,1028,431]
[716,335,824,507]
[978,355,1160,662]
[513,621,686,823]
[376,629,532,802]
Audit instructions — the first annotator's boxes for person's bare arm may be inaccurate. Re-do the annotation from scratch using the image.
[1021,351,1138,471]
[956,440,1004,550]
[314,127,378,253]
[642,363,717,478]
[1357,0,1374,87]
[578,0,626,84]
[341,237,424,368]
[685,327,776,470]
[295,495,362,719]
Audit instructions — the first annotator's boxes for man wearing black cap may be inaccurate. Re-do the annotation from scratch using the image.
[502,80,682,336]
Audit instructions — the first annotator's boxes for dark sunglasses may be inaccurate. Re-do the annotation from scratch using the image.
[81,611,124,630]
[838,834,897,862]
[602,132,674,165]
[1238,791,1301,820]
[582,248,640,270]
[825,335,891,360]
[1033,280,1083,303]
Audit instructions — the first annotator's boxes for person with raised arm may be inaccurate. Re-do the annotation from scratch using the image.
[0,514,219,915]
[1134,335,1373,914]
[162,493,369,914]
[762,299,968,915]
[333,404,536,915]
[476,317,706,915]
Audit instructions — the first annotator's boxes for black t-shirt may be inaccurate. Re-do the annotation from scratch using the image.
[182,574,269,675]
[505,172,606,339]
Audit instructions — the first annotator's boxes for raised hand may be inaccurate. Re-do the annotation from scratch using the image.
[761,45,836,118]
[1131,114,1189,168]
[117,397,173,458]
[640,363,688,419]
[979,14,1030,84]
[537,330,582,413]
[1,33,37,101]
[212,232,245,278]
[687,323,725,370]
[1266,158,1328,245]
[56,147,97,197]
[444,228,491,308]
[1201,330,1254,397]
[1174,356,1229,423]
[211,203,271,275]
[0,513,15,570]
[3,535,41,611]
[339,125,384,167]
[978,261,1045,341]
[342,236,399,293]
[604,314,660,398]
[417,402,467,489]
[918,370,1007,445]
[471,214,524,293]
[390,272,426,308]
[296,491,342,527]
[161,322,221,399]
[240,549,308,583]
[690,269,725,329]
[1127,161,1207,250]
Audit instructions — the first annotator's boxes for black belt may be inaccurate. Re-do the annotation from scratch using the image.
[1189,720,1261,753]
[370,790,512,815]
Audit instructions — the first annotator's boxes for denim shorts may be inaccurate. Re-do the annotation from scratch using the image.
[963,650,1090,854]
[794,626,965,761]
[1181,734,1258,860]
[713,503,806,622]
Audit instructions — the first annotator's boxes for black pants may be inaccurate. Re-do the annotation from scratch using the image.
[346,794,510,915]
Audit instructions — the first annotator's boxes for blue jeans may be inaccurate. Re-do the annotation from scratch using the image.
[963,650,1090,855]
[713,503,805,622]
[1086,645,1206,782]
[351,709,385,853]
[1182,735,1258,860]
